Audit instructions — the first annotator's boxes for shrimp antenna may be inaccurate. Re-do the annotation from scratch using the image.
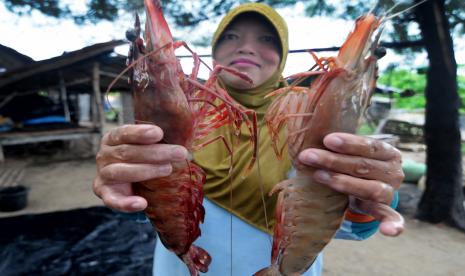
[384,1,404,16]
[371,25,386,56]
[382,0,428,22]
[368,0,381,15]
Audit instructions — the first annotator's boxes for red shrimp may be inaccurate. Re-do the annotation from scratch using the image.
[255,11,386,276]
[125,0,258,275]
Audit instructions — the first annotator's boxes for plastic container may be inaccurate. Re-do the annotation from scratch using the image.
[402,159,427,184]
[0,185,29,212]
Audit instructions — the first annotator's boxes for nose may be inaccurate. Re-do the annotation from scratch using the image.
[236,35,256,55]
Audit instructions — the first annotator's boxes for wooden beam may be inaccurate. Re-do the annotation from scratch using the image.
[0,77,92,100]
[0,91,17,109]
[99,70,129,82]
[0,128,100,161]
[0,132,98,145]
[93,62,105,134]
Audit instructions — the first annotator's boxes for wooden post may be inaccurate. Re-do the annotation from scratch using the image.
[59,71,71,122]
[91,90,98,128]
[120,92,134,124]
[92,62,105,134]
[0,145,4,163]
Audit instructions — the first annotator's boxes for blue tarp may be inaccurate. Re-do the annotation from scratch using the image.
[0,207,155,275]
[23,116,68,125]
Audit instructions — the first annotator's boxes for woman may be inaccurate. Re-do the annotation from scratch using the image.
[93,3,404,275]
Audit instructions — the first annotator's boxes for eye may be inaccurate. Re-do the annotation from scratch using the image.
[259,35,277,44]
[221,33,238,41]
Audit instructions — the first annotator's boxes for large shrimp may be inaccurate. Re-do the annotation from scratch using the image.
[125,1,257,275]
[255,9,390,276]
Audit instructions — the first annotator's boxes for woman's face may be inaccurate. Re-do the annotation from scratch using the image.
[213,16,281,90]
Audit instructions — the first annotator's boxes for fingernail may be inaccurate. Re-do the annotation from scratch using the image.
[314,170,331,183]
[171,146,187,160]
[131,201,145,210]
[384,222,404,236]
[145,127,161,138]
[327,136,343,147]
[302,152,319,164]
[159,164,172,175]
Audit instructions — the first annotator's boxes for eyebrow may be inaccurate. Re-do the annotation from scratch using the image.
[224,27,276,36]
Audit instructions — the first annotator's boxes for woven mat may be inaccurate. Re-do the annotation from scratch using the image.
[0,165,25,188]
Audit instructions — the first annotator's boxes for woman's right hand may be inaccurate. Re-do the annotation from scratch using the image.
[92,124,188,213]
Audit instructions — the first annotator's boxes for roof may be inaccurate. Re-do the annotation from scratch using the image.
[0,40,130,96]
[0,44,35,71]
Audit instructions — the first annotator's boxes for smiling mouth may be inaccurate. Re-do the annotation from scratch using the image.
[230,59,260,67]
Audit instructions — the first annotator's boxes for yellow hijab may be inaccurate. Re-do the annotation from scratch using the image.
[211,3,289,119]
[193,3,291,234]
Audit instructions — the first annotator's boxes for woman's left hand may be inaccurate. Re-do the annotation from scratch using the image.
[298,132,405,237]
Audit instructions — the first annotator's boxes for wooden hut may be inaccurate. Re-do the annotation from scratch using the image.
[0,40,131,162]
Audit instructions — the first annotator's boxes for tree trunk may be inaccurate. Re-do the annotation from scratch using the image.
[414,0,465,230]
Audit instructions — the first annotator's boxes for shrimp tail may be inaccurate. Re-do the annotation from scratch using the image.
[181,245,212,276]
[254,265,283,276]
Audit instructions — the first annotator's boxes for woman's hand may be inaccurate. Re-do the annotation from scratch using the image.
[92,124,188,213]
[298,132,405,237]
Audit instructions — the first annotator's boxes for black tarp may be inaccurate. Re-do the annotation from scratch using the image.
[0,207,156,275]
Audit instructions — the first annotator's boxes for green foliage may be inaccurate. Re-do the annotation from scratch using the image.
[458,73,465,112]
[379,68,427,93]
[357,123,375,135]
[2,0,297,26]
[105,109,119,122]
[378,65,465,112]
[394,93,426,110]
[2,0,464,57]
[3,0,463,61]
[447,0,465,34]
[378,68,426,110]
[4,0,464,35]
[3,0,70,18]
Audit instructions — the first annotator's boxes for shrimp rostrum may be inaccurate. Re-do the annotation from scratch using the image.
[124,0,258,275]
[256,10,389,276]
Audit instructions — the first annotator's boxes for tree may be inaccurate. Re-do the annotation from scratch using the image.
[2,0,293,25]
[3,0,464,32]
[414,0,465,230]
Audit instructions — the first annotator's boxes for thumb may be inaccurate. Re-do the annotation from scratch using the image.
[350,197,405,237]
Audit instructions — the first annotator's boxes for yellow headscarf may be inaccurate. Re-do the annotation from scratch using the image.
[193,3,291,234]
[211,3,289,119]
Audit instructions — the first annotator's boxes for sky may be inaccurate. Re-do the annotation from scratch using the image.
[1,1,464,79]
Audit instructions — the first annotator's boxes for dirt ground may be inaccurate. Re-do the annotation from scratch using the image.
[1,133,464,276]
